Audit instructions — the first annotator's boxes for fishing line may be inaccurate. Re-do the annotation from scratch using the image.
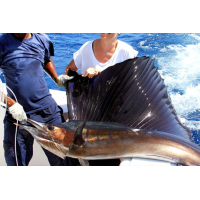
[0,79,19,166]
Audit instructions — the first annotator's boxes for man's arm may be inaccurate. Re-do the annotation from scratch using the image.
[44,57,74,87]
[2,94,27,122]
[44,57,59,84]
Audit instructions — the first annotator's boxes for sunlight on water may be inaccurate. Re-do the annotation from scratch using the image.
[156,35,200,133]
[158,43,200,91]
[170,84,200,117]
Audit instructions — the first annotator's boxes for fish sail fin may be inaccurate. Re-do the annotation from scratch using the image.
[65,56,193,142]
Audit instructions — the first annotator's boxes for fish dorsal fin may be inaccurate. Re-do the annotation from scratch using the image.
[73,120,87,146]
[65,57,193,142]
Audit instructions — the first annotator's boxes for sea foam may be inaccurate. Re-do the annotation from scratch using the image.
[157,40,200,129]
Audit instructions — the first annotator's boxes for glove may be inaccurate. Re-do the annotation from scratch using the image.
[8,102,27,122]
[56,75,74,87]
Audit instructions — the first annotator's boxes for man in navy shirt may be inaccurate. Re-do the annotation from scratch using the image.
[0,33,78,166]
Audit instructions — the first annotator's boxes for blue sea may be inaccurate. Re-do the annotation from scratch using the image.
[1,33,200,145]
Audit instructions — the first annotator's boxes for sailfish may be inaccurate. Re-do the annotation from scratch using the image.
[18,56,200,166]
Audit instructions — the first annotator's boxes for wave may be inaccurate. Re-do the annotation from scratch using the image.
[155,35,200,131]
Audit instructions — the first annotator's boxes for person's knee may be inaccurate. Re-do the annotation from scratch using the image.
[3,141,18,165]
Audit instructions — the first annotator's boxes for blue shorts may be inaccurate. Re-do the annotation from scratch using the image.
[3,103,79,166]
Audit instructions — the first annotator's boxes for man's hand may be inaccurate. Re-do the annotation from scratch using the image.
[8,102,27,122]
[56,75,74,87]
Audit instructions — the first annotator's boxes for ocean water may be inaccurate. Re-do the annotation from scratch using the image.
[1,33,200,145]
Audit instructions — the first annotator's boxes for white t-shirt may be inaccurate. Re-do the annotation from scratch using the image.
[73,40,138,75]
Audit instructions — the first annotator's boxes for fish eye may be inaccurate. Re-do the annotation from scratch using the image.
[48,125,54,131]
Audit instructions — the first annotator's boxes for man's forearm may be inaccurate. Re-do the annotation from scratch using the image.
[44,57,59,83]
[44,57,74,87]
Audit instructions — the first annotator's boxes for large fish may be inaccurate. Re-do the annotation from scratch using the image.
[17,119,200,166]
[18,56,200,165]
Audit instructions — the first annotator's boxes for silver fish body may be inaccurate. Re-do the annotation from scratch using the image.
[18,119,200,166]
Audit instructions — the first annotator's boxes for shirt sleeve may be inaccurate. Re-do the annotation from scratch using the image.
[73,41,92,72]
[128,48,138,58]
[73,41,91,71]
[73,49,82,70]
[39,33,54,66]
[125,45,138,59]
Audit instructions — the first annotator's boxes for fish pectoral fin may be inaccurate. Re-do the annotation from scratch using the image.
[69,144,80,152]
[73,120,87,146]
[69,121,86,155]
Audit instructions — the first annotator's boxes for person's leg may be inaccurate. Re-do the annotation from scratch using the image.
[3,114,33,166]
[18,126,34,166]
[3,117,19,165]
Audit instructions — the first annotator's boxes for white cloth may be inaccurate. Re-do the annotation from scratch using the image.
[73,40,138,75]
[8,102,27,122]
[56,75,74,87]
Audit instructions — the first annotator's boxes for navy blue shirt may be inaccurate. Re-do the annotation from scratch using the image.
[0,33,56,114]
